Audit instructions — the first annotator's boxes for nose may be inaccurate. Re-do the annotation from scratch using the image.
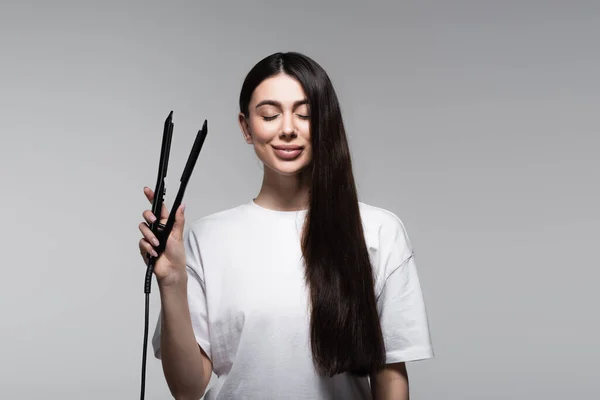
[280,113,297,138]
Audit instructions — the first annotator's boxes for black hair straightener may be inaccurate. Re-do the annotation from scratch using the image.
[140,111,208,400]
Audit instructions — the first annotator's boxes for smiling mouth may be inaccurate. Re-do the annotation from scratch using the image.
[272,145,304,151]
[272,146,304,159]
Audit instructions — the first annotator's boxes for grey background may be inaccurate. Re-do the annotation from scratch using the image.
[1,1,598,399]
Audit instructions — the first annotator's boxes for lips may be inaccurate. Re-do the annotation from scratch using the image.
[272,145,304,160]
[272,145,304,150]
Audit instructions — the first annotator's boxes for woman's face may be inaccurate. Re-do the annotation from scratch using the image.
[239,73,312,177]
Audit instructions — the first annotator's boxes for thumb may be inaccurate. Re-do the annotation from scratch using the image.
[171,203,186,240]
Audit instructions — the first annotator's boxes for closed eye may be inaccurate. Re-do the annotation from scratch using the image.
[262,115,279,121]
[296,114,310,120]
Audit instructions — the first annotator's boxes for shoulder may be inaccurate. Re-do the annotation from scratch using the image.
[186,203,250,238]
[358,202,412,250]
[358,202,415,288]
[181,203,251,276]
[358,202,406,228]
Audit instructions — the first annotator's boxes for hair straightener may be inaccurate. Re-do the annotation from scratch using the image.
[140,111,208,400]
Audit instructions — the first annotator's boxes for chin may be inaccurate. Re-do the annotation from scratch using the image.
[268,160,311,177]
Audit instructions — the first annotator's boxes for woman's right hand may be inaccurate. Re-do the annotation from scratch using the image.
[138,186,188,288]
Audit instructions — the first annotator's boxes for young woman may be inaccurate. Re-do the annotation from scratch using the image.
[138,52,434,399]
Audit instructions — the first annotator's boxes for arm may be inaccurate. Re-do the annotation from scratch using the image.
[370,362,409,400]
[158,279,213,400]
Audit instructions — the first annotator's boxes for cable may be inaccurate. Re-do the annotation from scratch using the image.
[140,292,150,400]
[140,257,155,400]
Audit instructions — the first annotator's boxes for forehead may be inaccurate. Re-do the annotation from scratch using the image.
[251,74,307,104]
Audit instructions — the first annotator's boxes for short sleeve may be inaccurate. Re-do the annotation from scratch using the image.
[377,253,434,363]
[151,225,212,361]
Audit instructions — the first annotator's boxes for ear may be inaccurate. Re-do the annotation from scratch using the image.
[238,112,253,144]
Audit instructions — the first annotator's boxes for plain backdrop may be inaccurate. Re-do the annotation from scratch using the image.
[1,1,598,399]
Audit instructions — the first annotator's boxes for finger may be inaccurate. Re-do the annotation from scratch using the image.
[139,221,160,248]
[143,186,170,221]
[170,203,186,241]
[139,243,152,266]
[139,238,158,258]
[142,210,158,225]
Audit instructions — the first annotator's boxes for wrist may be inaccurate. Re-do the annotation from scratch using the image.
[157,272,188,291]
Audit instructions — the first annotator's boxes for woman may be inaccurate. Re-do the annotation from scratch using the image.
[139,52,434,399]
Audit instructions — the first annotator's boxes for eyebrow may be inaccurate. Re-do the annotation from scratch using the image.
[255,99,309,109]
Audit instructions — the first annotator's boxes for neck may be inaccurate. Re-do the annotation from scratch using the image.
[254,166,311,211]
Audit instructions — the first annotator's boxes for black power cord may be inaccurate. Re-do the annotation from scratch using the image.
[141,246,160,400]
[140,291,151,400]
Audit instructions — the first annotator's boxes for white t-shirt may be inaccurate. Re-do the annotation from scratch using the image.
[152,200,434,399]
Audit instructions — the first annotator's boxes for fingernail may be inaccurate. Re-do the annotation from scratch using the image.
[182,204,186,213]
[153,237,159,246]
[152,250,158,257]
[149,214,157,222]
